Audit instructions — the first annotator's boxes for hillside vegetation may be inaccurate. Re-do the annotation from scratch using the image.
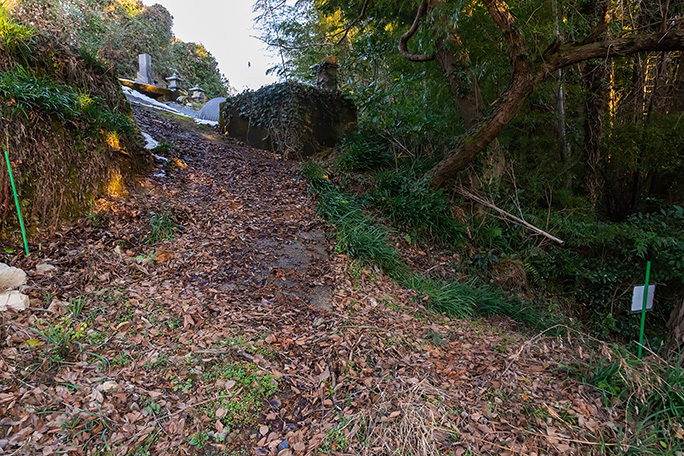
[256,0,684,348]
[0,10,147,233]
[3,0,228,97]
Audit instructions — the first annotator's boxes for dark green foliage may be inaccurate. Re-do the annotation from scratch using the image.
[0,66,134,135]
[371,170,466,247]
[527,206,684,339]
[335,132,394,172]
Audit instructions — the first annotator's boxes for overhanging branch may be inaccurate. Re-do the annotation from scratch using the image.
[398,1,435,62]
[331,0,370,45]
[544,27,684,75]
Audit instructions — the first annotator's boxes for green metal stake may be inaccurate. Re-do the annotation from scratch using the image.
[3,144,29,256]
[638,261,651,359]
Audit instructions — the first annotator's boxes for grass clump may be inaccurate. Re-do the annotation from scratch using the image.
[0,66,134,134]
[371,170,466,247]
[302,161,560,329]
[0,9,35,59]
[335,131,394,172]
[303,162,406,276]
[145,211,183,244]
[572,348,684,454]
[33,317,88,364]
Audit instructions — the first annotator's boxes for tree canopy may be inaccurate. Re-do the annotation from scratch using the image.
[4,0,229,97]
[256,0,684,203]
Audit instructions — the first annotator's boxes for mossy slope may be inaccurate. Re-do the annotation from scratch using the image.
[0,12,149,236]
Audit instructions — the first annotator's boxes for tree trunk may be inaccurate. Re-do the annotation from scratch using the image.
[581,0,610,205]
[553,0,571,187]
[435,35,483,130]
[675,52,684,111]
[582,62,608,205]
[428,72,536,189]
[434,34,506,186]
[424,25,684,189]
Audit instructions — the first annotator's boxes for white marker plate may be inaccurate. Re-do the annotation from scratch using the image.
[631,284,655,313]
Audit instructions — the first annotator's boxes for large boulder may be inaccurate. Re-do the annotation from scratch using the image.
[219,82,357,158]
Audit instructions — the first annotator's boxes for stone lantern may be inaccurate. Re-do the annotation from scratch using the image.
[190,86,206,101]
[165,73,180,90]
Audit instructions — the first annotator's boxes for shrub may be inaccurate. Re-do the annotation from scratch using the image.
[528,206,684,340]
[371,170,466,247]
[335,132,394,172]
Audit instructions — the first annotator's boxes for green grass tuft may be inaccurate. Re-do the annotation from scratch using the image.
[371,170,466,247]
[335,132,395,172]
[145,211,183,244]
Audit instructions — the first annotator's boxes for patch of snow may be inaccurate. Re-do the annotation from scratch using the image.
[141,131,159,150]
[153,154,170,163]
[152,171,166,178]
[122,86,188,116]
[195,118,218,127]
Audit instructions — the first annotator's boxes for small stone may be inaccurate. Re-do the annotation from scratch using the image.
[0,263,27,290]
[0,291,29,311]
[0,439,8,450]
[277,440,289,452]
[99,381,119,393]
[35,262,57,275]
[130,402,140,412]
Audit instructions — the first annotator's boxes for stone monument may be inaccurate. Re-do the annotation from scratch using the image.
[136,54,153,85]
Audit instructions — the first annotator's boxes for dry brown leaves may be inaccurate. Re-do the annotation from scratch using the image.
[0,107,618,456]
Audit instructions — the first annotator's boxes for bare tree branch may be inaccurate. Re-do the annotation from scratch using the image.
[398,1,436,62]
[332,0,370,45]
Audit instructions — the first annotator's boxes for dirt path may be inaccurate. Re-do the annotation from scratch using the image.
[0,107,612,456]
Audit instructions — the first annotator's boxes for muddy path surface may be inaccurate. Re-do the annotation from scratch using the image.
[0,107,610,456]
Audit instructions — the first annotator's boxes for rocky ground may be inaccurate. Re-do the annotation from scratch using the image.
[0,107,619,456]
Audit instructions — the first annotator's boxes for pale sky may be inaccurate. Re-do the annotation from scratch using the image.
[143,0,278,92]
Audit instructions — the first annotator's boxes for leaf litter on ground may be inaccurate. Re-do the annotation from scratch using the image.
[0,106,635,455]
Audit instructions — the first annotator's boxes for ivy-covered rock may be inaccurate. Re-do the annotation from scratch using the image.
[219,82,357,157]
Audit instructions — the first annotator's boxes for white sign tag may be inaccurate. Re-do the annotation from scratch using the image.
[631,284,655,313]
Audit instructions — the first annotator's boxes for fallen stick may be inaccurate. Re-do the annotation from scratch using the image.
[457,188,565,245]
